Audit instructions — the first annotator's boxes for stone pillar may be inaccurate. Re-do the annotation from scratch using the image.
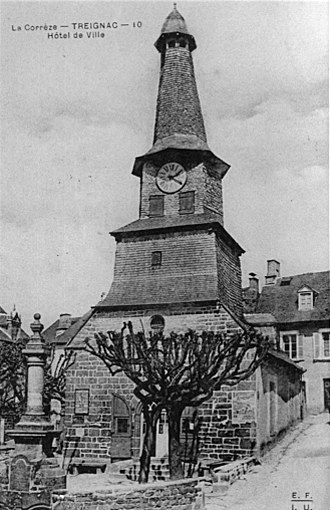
[25,314,47,415]
[9,314,53,460]
[8,314,66,491]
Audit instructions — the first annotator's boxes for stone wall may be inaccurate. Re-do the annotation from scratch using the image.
[51,479,204,510]
[198,379,258,462]
[256,354,303,453]
[64,350,137,462]
[64,306,302,466]
[65,305,244,462]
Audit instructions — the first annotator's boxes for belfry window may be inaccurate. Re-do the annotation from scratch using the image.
[151,251,162,268]
[179,191,195,214]
[149,195,164,217]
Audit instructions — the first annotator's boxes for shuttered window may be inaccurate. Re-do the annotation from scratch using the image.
[323,332,330,358]
[149,195,164,217]
[151,251,162,268]
[179,191,195,214]
[314,331,330,359]
[313,333,320,359]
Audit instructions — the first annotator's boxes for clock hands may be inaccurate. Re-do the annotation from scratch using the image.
[172,177,183,185]
[156,162,186,193]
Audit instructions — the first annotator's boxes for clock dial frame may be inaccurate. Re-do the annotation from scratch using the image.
[156,162,187,194]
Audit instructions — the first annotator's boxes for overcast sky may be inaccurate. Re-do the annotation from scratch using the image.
[1,1,328,331]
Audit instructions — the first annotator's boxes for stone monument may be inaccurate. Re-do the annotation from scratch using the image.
[1,314,66,510]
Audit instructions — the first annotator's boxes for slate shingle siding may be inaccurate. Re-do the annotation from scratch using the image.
[104,229,219,306]
[154,47,206,144]
[216,236,243,318]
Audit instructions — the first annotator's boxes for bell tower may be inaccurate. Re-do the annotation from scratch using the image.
[98,5,244,319]
[66,6,248,464]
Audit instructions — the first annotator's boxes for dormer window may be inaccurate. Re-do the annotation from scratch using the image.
[298,286,314,311]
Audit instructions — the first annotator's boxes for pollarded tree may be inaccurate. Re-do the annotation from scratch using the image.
[0,339,26,427]
[43,345,76,414]
[85,323,269,482]
[0,339,75,435]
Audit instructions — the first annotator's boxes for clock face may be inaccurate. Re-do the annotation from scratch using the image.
[156,162,187,194]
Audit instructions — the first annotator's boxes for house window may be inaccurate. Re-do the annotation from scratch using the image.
[314,330,330,359]
[299,292,313,310]
[179,191,195,214]
[280,332,303,360]
[149,195,164,217]
[151,251,162,268]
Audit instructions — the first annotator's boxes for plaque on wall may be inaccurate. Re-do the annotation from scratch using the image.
[232,391,256,424]
[75,389,89,415]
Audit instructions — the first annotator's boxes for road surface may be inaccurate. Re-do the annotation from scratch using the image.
[206,413,330,510]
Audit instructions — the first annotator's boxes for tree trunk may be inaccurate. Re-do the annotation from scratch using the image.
[168,406,184,480]
[139,406,160,483]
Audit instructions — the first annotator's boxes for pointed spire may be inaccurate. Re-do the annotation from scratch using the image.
[132,7,230,179]
[159,3,190,37]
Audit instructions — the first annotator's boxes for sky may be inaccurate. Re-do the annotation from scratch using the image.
[0,0,328,332]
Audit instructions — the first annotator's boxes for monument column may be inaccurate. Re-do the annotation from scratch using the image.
[8,314,66,492]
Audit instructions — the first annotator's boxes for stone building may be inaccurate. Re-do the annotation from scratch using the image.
[243,261,330,414]
[0,306,28,343]
[60,7,303,474]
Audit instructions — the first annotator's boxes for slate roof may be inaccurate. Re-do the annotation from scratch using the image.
[256,271,330,324]
[267,348,305,372]
[244,313,277,326]
[132,7,229,179]
[111,213,244,254]
[97,274,219,309]
[43,310,94,347]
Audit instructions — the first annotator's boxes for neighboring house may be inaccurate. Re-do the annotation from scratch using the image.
[43,311,93,427]
[58,7,304,475]
[0,306,28,343]
[243,260,330,413]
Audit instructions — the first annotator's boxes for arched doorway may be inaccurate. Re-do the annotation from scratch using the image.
[111,394,131,461]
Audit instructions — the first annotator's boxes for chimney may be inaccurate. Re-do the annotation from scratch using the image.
[265,259,281,285]
[249,272,259,292]
[56,313,72,337]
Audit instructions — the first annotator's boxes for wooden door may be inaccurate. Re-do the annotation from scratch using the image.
[111,395,131,461]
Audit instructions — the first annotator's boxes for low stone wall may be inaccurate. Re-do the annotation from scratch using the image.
[213,456,257,485]
[52,478,205,510]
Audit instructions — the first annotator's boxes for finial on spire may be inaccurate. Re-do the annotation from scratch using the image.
[173,2,177,9]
